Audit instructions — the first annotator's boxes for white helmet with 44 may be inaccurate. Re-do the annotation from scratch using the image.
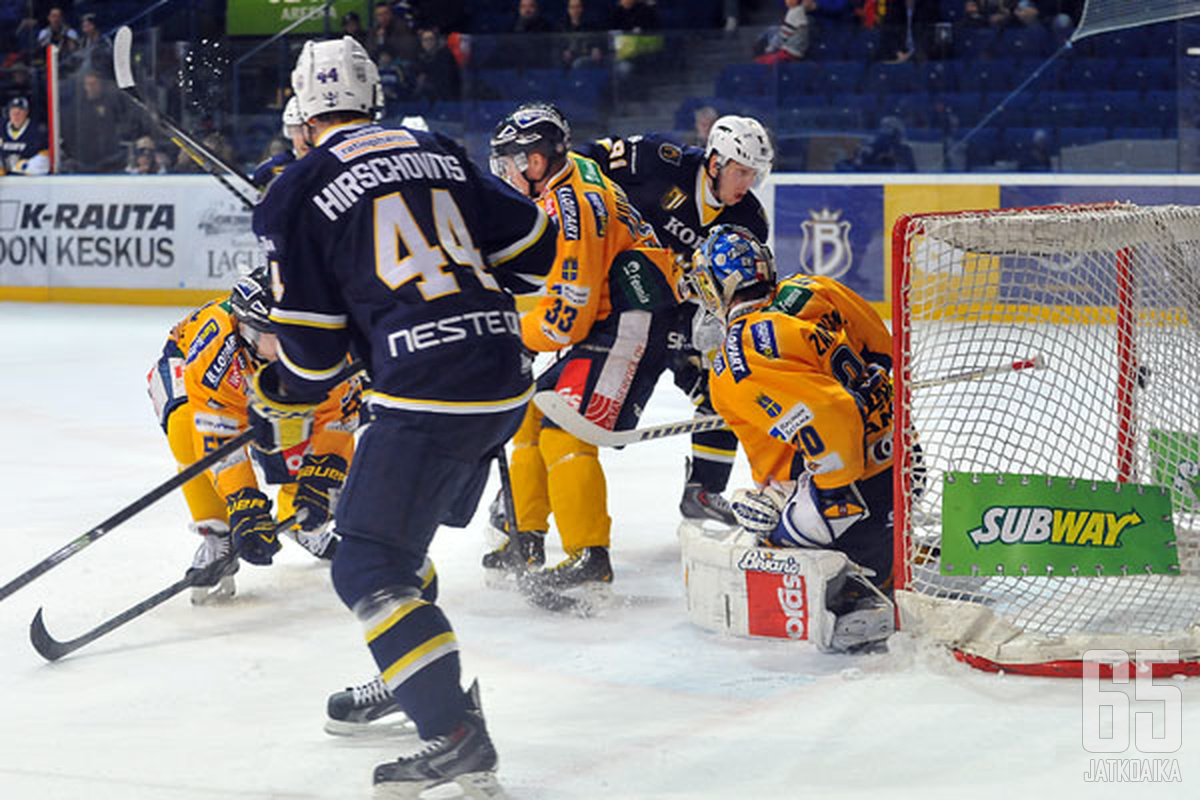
[291,36,382,121]
[705,115,774,185]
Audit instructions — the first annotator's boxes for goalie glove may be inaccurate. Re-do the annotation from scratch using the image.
[774,473,869,549]
[294,453,348,532]
[227,487,281,566]
[730,481,793,542]
[248,363,319,453]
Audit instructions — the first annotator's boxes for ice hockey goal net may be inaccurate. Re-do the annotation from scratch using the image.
[892,202,1200,676]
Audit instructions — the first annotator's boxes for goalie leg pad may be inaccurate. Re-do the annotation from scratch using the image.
[679,521,895,650]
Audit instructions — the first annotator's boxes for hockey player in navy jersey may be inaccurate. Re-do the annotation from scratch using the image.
[248,36,556,799]
[576,116,774,526]
[1,97,50,175]
[249,96,307,191]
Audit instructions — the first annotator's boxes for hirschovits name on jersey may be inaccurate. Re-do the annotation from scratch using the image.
[312,151,467,222]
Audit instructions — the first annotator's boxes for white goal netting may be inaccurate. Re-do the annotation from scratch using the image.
[893,203,1200,673]
[1074,0,1200,41]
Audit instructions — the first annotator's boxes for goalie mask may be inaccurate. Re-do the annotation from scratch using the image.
[690,224,776,322]
[489,103,570,196]
[291,36,383,122]
[230,268,273,359]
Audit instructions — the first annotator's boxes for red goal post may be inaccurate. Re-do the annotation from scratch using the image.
[890,202,1200,677]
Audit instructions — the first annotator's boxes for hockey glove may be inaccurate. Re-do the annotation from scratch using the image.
[773,473,869,549]
[227,487,281,566]
[730,481,793,543]
[248,363,320,453]
[294,453,348,532]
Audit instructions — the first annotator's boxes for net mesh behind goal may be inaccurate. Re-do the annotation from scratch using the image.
[892,203,1200,676]
[1074,0,1200,41]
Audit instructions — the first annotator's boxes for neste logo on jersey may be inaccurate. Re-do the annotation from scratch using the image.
[387,309,520,356]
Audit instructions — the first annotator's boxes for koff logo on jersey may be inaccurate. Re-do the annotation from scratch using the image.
[799,208,853,280]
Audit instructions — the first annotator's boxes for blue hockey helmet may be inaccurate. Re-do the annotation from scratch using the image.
[691,224,776,321]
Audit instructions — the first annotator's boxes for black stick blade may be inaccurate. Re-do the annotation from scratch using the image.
[29,608,74,662]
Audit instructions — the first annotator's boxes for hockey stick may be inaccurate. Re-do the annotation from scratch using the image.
[910,355,1045,391]
[532,390,727,449]
[1,360,365,603]
[113,26,258,210]
[30,515,297,662]
[0,429,252,603]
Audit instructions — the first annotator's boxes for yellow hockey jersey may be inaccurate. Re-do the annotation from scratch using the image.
[168,300,358,498]
[708,274,893,490]
[520,152,680,352]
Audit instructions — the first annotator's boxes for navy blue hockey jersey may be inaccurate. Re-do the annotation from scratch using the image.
[575,133,768,257]
[250,149,296,190]
[252,122,557,414]
[1,119,48,175]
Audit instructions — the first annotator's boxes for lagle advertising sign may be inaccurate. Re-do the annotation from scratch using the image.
[941,472,1178,576]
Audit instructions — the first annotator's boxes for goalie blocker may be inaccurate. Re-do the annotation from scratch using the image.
[678,523,894,652]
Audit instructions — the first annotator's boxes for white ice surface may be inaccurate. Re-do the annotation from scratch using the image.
[1,303,1197,800]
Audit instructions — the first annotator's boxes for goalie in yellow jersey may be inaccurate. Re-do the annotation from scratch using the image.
[687,225,897,648]
[147,269,362,604]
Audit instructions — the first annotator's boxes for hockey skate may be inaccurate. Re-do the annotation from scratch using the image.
[827,572,895,653]
[679,459,737,527]
[187,522,238,605]
[325,676,416,738]
[481,491,545,589]
[517,546,613,615]
[373,681,506,800]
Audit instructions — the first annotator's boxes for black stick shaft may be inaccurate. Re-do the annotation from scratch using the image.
[0,430,253,602]
[30,516,297,662]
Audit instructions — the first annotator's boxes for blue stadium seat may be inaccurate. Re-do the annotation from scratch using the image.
[918,61,957,93]
[1072,59,1118,92]
[846,29,883,62]
[1144,90,1178,129]
[942,91,984,126]
[563,67,611,107]
[997,26,1052,60]
[963,127,1000,168]
[840,94,880,128]
[823,61,867,95]
[1040,90,1091,127]
[716,64,773,98]
[970,62,1017,93]
[864,62,919,95]
[779,62,822,99]
[955,27,997,60]
[807,31,851,61]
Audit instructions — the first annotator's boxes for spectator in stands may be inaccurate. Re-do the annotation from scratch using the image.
[755,0,809,64]
[983,0,1014,29]
[376,51,409,109]
[413,28,461,103]
[73,13,111,76]
[837,117,916,172]
[37,7,78,52]
[880,0,940,63]
[1,96,49,175]
[127,136,167,175]
[341,12,370,50]
[176,131,236,174]
[371,1,419,64]
[1012,0,1042,27]
[560,0,606,68]
[688,105,719,148]
[62,71,126,174]
[1019,128,1053,171]
[610,0,659,32]
[515,0,555,33]
[958,0,990,30]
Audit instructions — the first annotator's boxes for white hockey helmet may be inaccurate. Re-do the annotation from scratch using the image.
[291,36,382,121]
[705,115,774,185]
[281,96,303,136]
[400,115,430,132]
